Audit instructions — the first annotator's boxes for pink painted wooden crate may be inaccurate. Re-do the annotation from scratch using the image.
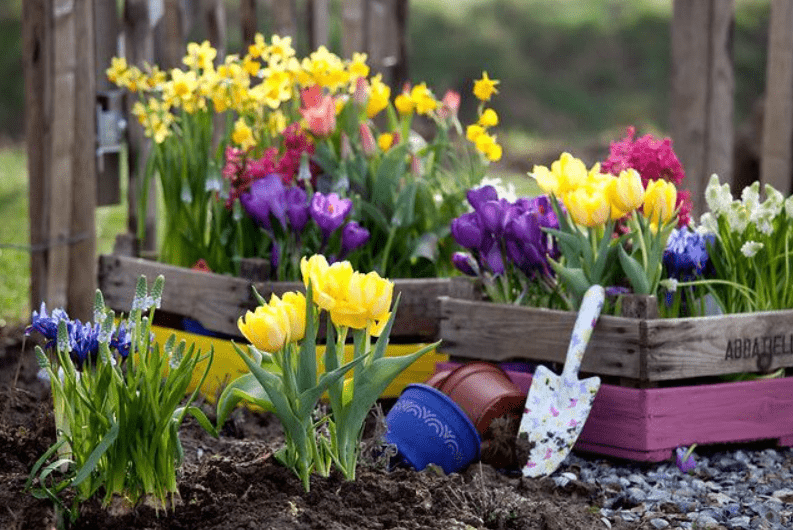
[435,361,793,462]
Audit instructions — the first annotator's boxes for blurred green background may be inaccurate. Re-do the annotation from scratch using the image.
[0,0,772,325]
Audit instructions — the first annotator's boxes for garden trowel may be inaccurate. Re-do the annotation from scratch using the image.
[518,284,605,477]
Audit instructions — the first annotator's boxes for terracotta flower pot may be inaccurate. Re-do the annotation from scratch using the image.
[423,369,452,389]
[438,361,526,437]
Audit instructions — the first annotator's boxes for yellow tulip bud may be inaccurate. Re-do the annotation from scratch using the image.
[238,305,288,352]
[280,291,307,343]
[643,179,677,225]
[563,186,611,228]
[608,169,645,213]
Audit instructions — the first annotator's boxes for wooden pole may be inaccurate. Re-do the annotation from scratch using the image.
[272,0,298,41]
[366,0,398,85]
[123,0,157,254]
[240,0,258,49]
[341,0,365,58]
[310,0,330,49]
[760,0,793,195]
[94,0,122,206]
[670,0,734,218]
[69,0,98,320]
[23,0,50,315]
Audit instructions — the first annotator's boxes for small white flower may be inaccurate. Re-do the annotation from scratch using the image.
[480,176,517,202]
[704,174,733,215]
[726,203,750,234]
[660,278,679,292]
[698,212,719,235]
[740,181,760,213]
[785,195,793,219]
[763,184,784,216]
[740,241,764,258]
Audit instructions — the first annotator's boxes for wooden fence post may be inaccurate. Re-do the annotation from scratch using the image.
[310,0,330,49]
[760,0,793,195]
[342,0,365,58]
[23,0,96,321]
[23,0,50,317]
[670,0,734,218]
[240,0,258,49]
[123,0,158,255]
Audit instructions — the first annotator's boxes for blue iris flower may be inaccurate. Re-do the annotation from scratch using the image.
[26,302,70,350]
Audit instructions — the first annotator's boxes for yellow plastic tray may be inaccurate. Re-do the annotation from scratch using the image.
[151,325,446,403]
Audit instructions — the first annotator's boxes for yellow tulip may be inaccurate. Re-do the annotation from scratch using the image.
[280,292,307,343]
[643,179,677,225]
[238,305,289,353]
[608,168,645,213]
[531,152,588,196]
[563,186,611,228]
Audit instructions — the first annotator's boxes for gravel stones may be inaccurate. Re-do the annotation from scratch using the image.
[556,443,793,529]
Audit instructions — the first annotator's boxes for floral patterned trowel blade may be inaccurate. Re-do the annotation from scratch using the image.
[519,285,605,477]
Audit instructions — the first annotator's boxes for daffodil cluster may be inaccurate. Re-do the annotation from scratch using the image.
[690,174,793,313]
[218,255,438,491]
[531,152,681,308]
[108,36,501,280]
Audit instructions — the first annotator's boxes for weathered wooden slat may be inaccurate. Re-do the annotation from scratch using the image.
[439,297,793,383]
[98,254,479,342]
[341,0,364,58]
[438,298,643,379]
[761,0,793,195]
[645,310,793,381]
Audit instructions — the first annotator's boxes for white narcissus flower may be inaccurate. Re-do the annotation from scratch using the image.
[704,174,733,215]
[741,241,764,258]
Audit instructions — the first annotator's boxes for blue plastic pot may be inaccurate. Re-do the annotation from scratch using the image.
[385,383,481,474]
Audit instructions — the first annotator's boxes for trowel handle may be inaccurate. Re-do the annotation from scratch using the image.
[561,285,605,381]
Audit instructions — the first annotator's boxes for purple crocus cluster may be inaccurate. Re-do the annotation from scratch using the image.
[663,228,715,281]
[450,185,560,280]
[239,175,370,268]
[26,303,131,370]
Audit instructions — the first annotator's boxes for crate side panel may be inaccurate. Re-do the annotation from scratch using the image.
[642,376,793,449]
[438,298,642,379]
[644,310,793,381]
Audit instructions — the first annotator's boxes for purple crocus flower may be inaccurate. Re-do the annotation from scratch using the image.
[450,212,484,250]
[466,185,499,211]
[477,199,510,237]
[664,228,715,281]
[480,235,505,275]
[285,187,310,232]
[675,445,697,473]
[310,192,353,242]
[340,221,370,257]
[504,211,548,277]
[452,252,479,276]
[240,175,288,230]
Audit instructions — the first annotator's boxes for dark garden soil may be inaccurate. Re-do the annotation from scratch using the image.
[0,323,637,530]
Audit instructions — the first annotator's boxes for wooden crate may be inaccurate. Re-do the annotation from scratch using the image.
[438,297,793,385]
[436,361,793,462]
[98,254,480,343]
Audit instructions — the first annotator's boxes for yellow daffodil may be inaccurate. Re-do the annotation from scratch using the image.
[643,179,677,225]
[183,40,217,71]
[394,92,415,115]
[366,74,390,118]
[473,71,499,102]
[348,52,370,80]
[231,118,255,150]
[106,56,128,85]
[478,108,499,128]
[466,124,485,143]
[378,133,394,151]
[268,34,295,62]
[410,83,438,115]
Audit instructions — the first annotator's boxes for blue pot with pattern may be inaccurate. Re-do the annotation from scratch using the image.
[385,383,481,474]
